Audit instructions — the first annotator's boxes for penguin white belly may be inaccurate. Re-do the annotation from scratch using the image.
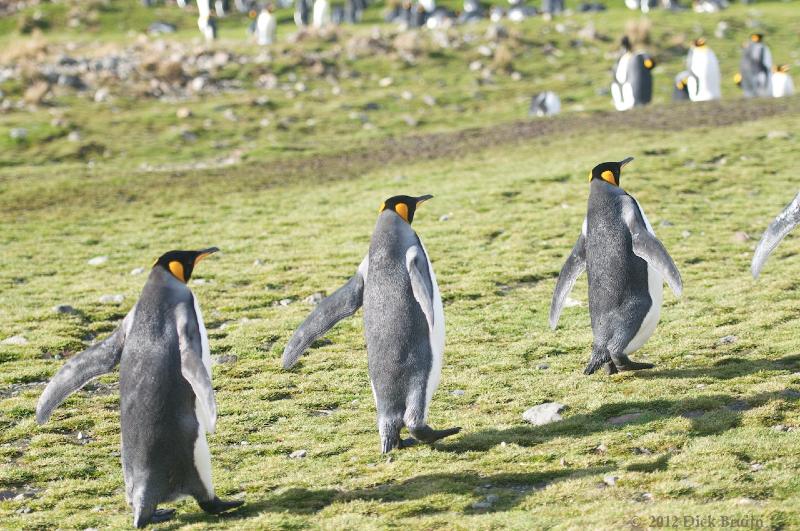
[689,50,721,101]
[191,295,214,498]
[312,0,330,27]
[420,242,444,421]
[772,73,794,98]
[622,201,662,355]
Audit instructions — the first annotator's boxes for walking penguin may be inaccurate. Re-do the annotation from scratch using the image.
[282,195,461,452]
[35,248,242,527]
[549,159,683,375]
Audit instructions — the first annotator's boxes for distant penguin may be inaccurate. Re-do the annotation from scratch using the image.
[737,33,772,98]
[771,65,794,98]
[672,70,694,101]
[312,0,331,27]
[282,195,461,452]
[542,0,564,16]
[458,0,483,23]
[35,249,243,527]
[625,0,656,12]
[529,91,561,117]
[686,37,721,101]
[419,0,435,12]
[550,158,683,375]
[611,37,656,111]
[752,192,800,277]
[294,0,310,26]
[197,0,217,41]
[256,4,277,45]
[215,0,226,16]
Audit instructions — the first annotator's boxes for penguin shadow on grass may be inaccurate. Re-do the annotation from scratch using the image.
[634,353,800,381]
[164,466,614,523]
[440,389,800,454]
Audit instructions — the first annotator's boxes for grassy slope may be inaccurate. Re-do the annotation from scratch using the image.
[3,1,800,530]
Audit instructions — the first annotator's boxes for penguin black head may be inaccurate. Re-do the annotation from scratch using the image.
[153,247,220,284]
[621,36,632,52]
[588,157,634,187]
[379,195,433,224]
[750,33,763,43]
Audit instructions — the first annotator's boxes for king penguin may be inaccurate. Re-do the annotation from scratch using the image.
[771,65,794,98]
[611,37,656,111]
[549,159,683,375]
[686,38,721,101]
[35,248,243,528]
[282,195,461,453]
[736,33,773,98]
[672,71,694,101]
[752,192,800,278]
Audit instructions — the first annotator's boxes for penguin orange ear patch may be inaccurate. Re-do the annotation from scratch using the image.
[169,261,186,283]
[378,202,386,213]
[395,203,409,222]
[644,58,654,69]
[600,170,617,186]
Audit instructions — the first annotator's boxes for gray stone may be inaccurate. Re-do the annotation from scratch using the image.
[537,363,549,370]
[1,335,28,346]
[10,128,28,140]
[718,335,738,345]
[608,412,642,425]
[603,475,618,486]
[98,294,124,305]
[88,256,108,266]
[130,267,145,275]
[213,354,238,365]
[53,305,77,314]
[304,292,325,305]
[289,449,307,459]
[450,389,465,396]
[522,402,566,426]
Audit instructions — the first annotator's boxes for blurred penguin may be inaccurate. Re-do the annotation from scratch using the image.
[458,0,483,23]
[771,65,794,98]
[508,0,537,21]
[625,0,657,13]
[295,0,310,26]
[312,0,331,27]
[672,71,694,101]
[736,33,772,98]
[542,0,564,17]
[611,36,656,111]
[686,37,721,101]
[529,91,561,117]
[256,3,277,45]
[197,0,217,41]
[214,0,227,16]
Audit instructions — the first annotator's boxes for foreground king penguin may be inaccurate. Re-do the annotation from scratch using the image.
[752,192,800,278]
[549,159,683,374]
[282,195,461,452]
[36,248,242,528]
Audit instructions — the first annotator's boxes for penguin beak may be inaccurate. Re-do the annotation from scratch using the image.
[416,195,434,205]
[194,247,220,265]
[619,157,634,168]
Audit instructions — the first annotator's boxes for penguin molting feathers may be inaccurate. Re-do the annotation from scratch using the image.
[752,192,800,278]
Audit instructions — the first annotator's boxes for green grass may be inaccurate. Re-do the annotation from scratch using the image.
[2,1,800,529]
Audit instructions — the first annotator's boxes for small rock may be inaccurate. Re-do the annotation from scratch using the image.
[67,131,82,142]
[278,298,293,307]
[609,412,642,425]
[485,494,499,503]
[682,230,691,238]
[191,278,206,285]
[718,335,737,345]
[732,232,750,243]
[16,507,31,514]
[593,443,608,454]
[422,94,437,106]
[522,402,566,426]
[304,292,325,305]
[176,107,192,119]
[0,490,17,501]
[750,462,763,472]
[439,214,450,222]
[98,294,124,305]
[564,297,582,308]
[400,90,413,100]
[53,304,77,314]
[735,497,755,506]
[213,354,238,365]
[450,389,465,396]
[633,447,652,455]
[289,449,307,459]
[766,130,790,140]
[402,115,418,127]
[94,88,110,103]
[130,267,145,275]
[603,475,618,486]
[10,128,28,140]
[77,431,89,440]
[253,259,265,266]
[634,492,653,502]
[1,335,28,346]
[659,220,674,227]
[772,424,789,432]
[88,256,108,266]
[378,77,393,87]
[537,363,549,370]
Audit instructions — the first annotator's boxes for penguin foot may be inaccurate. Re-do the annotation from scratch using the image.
[198,496,244,515]
[604,362,619,375]
[616,360,655,372]
[398,437,418,449]
[151,508,176,523]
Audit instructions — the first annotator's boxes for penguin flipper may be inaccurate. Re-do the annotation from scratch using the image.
[406,245,435,331]
[281,256,367,369]
[35,307,133,424]
[549,231,586,330]
[177,301,217,433]
[621,197,683,297]
[752,191,800,278]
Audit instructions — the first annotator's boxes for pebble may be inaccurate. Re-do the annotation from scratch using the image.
[253,259,265,266]
[402,115,418,127]
[278,298,293,307]
[537,363,549,370]
[130,267,145,275]
[378,77,393,87]
[10,128,28,140]
[400,90,413,100]
[213,354,238,365]
[53,304,77,314]
[88,256,108,266]
[772,424,789,432]
[439,214,450,222]
[67,131,82,142]
[718,335,737,345]
[750,462,764,472]
[304,292,325,305]
[98,294,124,304]
[176,107,192,119]
[522,402,566,426]
[450,389,465,396]
[93,88,110,103]
[608,413,642,425]
[732,232,750,243]
[289,449,307,459]
[766,130,791,140]
[1,335,28,346]
[603,475,618,486]
[594,443,608,454]
[682,230,691,238]
[422,94,437,106]
[564,297,582,308]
